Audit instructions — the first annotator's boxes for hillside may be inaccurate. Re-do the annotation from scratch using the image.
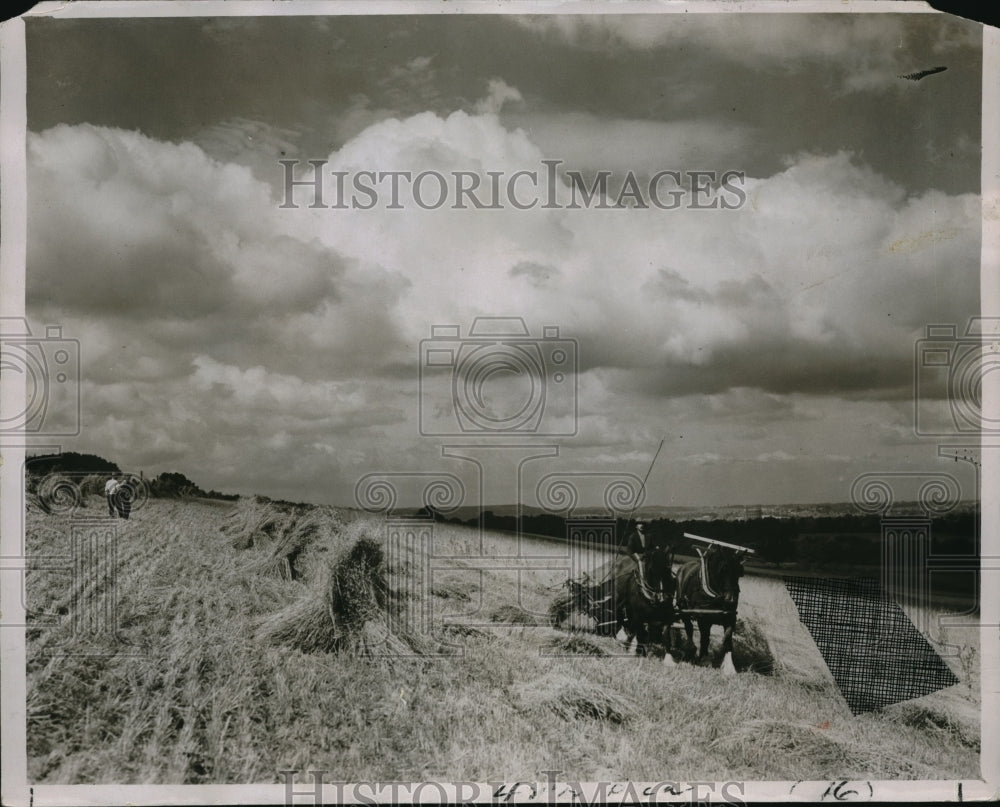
[24,496,980,783]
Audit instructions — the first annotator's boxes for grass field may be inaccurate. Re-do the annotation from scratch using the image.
[23,496,981,783]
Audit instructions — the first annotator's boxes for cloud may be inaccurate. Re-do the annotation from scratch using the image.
[194,116,302,177]
[26,101,979,504]
[501,111,750,175]
[511,13,980,94]
[509,260,560,287]
[378,53,442,110]
[756,450,797,463]
[28,123,413,382]
[475,78,523,115]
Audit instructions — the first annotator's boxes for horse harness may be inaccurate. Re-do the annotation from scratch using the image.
[570,546,736,631]
[634,555,671,604]
[675,547,736,616]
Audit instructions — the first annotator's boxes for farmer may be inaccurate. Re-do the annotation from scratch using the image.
[105,474,121,517]
[115,476,133,520]
[626,520,649,570]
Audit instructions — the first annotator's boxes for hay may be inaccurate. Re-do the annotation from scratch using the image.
[732,616,776,675]
[891,704,979,750]
[443,622,492,640]
[257,533,431,658]
[548,577,611,633]
[223,497,295,550]
[252,509,328,580]
[490,605,541,626]
[518,672,635,723]
[548,589,576,628]
[34,473,83,514]
[547,634,609,656]
[430,580,474,601]
[709,719,871,775]
[82,473,107,495]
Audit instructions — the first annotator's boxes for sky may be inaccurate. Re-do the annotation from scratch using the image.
[22,10,985,509]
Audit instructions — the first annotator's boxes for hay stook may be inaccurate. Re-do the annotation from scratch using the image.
[257,532,435,658]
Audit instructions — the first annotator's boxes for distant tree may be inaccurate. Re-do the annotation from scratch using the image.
[146,471,239,500]
[755,531,797,565]
[414,504,443,521]
[206,489,240,501]
[150,472,205,498]
[26,452,119,477]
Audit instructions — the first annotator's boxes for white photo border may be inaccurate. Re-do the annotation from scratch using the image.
[2,2,997,804]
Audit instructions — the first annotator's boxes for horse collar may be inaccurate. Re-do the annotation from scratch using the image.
[696,547,721,599]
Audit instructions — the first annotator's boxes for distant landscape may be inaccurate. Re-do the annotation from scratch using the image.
[413,506,979,603]
[27,451,980,605]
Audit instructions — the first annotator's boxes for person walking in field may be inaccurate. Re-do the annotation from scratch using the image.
[105,474,121,517]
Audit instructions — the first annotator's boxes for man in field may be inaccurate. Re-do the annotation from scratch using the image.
[627,520,649,569]
[105,474,121,517]
[626,520,675,582]
[117,476,133,520]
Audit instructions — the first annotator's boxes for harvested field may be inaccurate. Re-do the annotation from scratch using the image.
[24,498,981,783]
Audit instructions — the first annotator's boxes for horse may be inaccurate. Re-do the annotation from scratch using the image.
[615,545,676,662]
[674,545,745,674]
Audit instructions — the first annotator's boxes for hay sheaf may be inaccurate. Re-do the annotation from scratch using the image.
[518,672,635,723]
[548,588,576,628]
[251,509,329,580]
[223,497,295,550]
[257,535,432,658]
[548,578,598,628]
[732,616,776,675]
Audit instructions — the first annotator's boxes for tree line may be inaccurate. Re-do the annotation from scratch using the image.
[25,452,239,501]
[419,507,978,567]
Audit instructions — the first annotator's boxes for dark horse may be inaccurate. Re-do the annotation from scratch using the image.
[616,545,676,661]
[674,545,745,674]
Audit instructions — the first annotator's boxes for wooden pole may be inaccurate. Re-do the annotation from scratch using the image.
[683,532,756,554]
[619,437,666,547]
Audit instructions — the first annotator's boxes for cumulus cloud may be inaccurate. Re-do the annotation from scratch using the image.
[502,110,750,175]
[26,97,979,504]
[28,124,412,382]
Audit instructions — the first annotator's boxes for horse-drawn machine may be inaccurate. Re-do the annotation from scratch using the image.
[550,531,754,673]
